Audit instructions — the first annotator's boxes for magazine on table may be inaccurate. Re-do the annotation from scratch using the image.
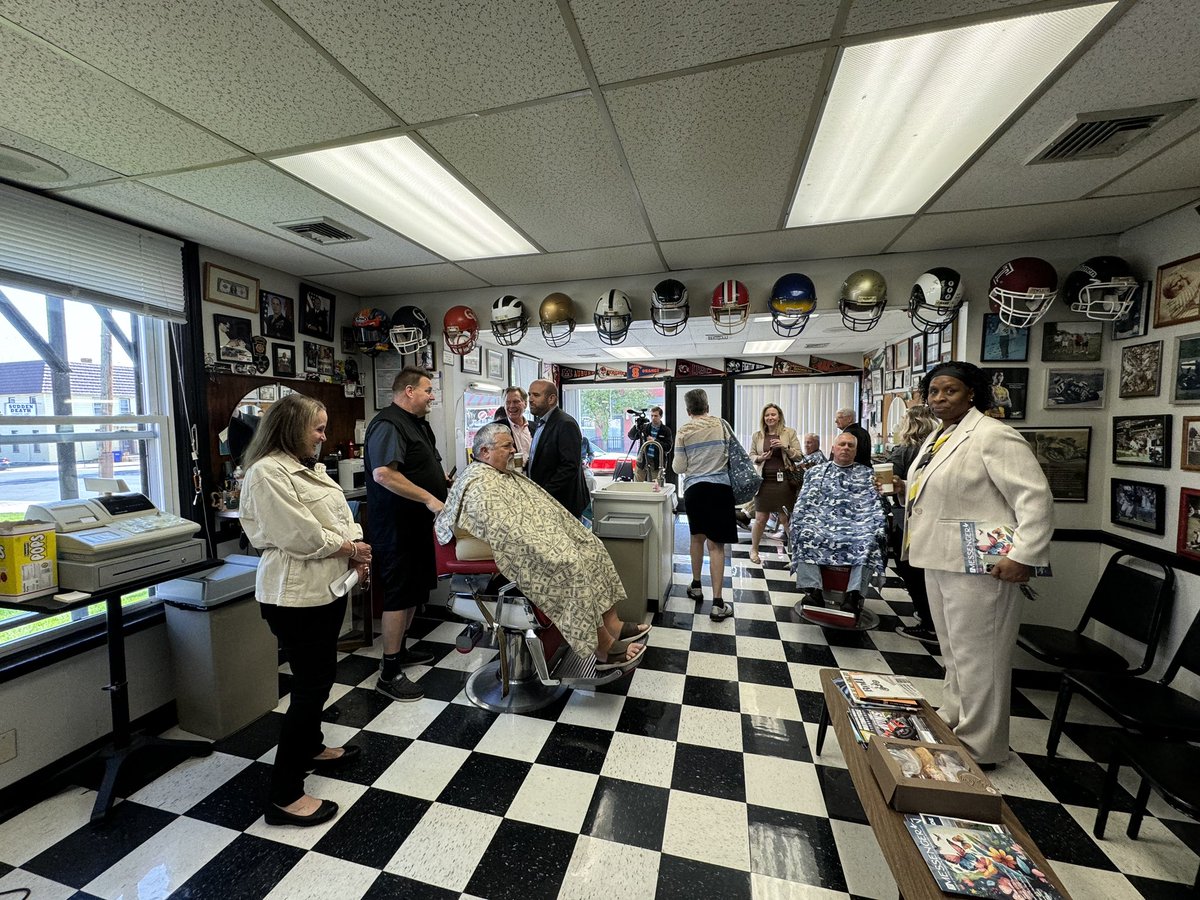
[847,707,937,747]
[832,677,921,711]
[904,813,1064,899]
[959,522,1052,577]
[841,670,923,704]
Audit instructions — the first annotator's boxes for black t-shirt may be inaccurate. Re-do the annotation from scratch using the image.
[364,404,446,551]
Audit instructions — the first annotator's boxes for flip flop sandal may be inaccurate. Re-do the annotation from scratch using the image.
[749,552,761,565]
[619,621,652,640]
[595,641,646,672]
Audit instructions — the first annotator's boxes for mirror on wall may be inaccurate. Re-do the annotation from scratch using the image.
[219,383,297,464]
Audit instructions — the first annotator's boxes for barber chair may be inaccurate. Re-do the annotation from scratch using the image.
[795,566,880,631]
[434,535,629,713]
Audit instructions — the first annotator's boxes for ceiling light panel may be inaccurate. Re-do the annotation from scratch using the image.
[786,4,1114,228]
[275,136,538,261]
[743,339,794,354]
[605,345,649,360]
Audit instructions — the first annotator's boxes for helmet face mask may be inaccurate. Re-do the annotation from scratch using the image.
[490,295,529,346]
[769,273,816,337]
[352,307,391,356]
[443,305,479,355]
[908,267,965,334]
[989,257,1058,328]
[710,280,750,334]
[651,279,689,336]
[389,305,431,354]
[539,292,575,348]
[594,289,633,345]
[1065,256,1138,321]
[839,269,887,332]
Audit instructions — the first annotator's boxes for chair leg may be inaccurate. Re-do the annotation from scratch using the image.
[1046,678,1073,758]
[816,698,830,756]
[1126,777,1152,840]
[1093,756,1121,838]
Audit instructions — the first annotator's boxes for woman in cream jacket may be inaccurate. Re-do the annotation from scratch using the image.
[748,404,802,564]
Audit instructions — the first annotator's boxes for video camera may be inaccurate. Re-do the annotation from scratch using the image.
[626,407,650,429]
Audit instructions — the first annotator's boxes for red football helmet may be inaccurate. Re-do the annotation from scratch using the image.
[989,257,1058,327]
[443,305,479,355]
[711,279,750,334]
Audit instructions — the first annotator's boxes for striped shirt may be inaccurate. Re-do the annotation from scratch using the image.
[673,414,731,489]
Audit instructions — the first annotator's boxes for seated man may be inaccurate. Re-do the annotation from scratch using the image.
[789,432,886,618]
[435,423,647,669]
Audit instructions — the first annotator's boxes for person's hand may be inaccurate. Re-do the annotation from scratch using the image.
[353,560,370,581]
[426,497,445,514]
[990,557,1031,583]
[769,437,781,450]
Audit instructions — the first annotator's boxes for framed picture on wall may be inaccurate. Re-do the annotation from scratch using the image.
[1112,281,1151,340]
[1017,426,1090,502]
[1110,478,1166,535]
[1041,321,1103,361]
[204,263,258,312]
[1182,416,1200,472]
[259,291,295,341]
[925,334,940,365]
[212,313,254,363]
[1173,333,1200,403]
[895,340,909,370]
[460,345,482,375]
[1118,340,1163,398]
[485,347,504,382]
[1045,367,1106,409]
[910,335,924,371]
[302,341,320,374]
[1177,487,1200,561]
[1111,414,1171,468]
[982,367,1027,420]
[298,283,336,341]
[1154,251,1200,328]
[980,313,1028,362]
[272,343,295,377]
[373,351,404,410]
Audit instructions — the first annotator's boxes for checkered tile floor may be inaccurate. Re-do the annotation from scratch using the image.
[1,527,1197,899]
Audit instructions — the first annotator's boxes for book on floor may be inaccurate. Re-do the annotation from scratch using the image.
[847,707,937,747]
[904,813,1065,899]
[959,522,1052,577]
[841,670,923,705]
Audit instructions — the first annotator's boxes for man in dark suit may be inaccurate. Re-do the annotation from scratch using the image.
[835,407,873,466]
[526,379,589,518]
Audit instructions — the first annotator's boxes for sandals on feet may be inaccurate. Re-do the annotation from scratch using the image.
[749,551,761,565]
[595,641,646,672]
[619,621,652,640]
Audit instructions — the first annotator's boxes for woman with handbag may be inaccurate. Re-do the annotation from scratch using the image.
[673,388,738,622]
[747,404,802,565]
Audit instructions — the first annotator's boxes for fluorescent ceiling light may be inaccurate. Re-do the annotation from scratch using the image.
[574,324,598,333]
[605,345,649,360]
[744,339,794,354]
[275,136,538,261]
[786,3,1114,227]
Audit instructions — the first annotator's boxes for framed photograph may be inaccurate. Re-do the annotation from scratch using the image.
[1110,479,1166,535]
[980,313,1028,362]
[272,342,295,377]
[340,327,358,355]
[982,367,1028,420]
[1173,333,1200,403]
[1182,416,1200,471]
[925,334,940,365]
[1178,488,1200,561]
[212,313,254,363]
[895,340,909,371]
[259,290,295,341]
[1041,320,1103,362]
[302,340,320,374]
[204,263,259,312]
[1045,367,1106,409]
[1017,426,1090,502]
[298,282,336,342]
[1111,414,1171,468]
[870,369,882,396]
[885,343,897,371]
[414,341,435,373]
[460,345,482,375]
[1154,251,1200,328]
[1118,340,1163,398]
[318,345,334,376]
[485,347,504,382]
[1112,281,1151,340]
[907,336,922,372]
[373,352,405,410]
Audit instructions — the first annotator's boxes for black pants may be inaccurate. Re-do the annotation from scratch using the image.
[894,557,933,629]
[259,596,347,807]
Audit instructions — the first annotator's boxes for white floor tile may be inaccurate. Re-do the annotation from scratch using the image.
[1006,717,1089,761]
[361,697,448,738]
[244,776,369,850]
[737,635,788,662]
[83,815,238,899]
[740,682,802,721]
[0,868,78,900]
[744,754,826,817]
[626,668,686,705]
[433,645,498,673]
[776,622,827,644]
[263,851,379,900]
[472,713,556,763]
[505,763,598,832]
[1066,803,1200,883]
[677,705,744,752]
[687,650,739,681]
[737,602,779,621]
[649,626,695,651]
[1020,688,1119,727]
[751,872,851,899]
[258,721,358,766]
[373,740,471,800]
[1050,860,1148,900]
[787,662,827,693]
[601,732,677,788]
[983,753,1059,802]
[384,802,502,891]
[805,722,847,769]
[662,790,750,871]
[557,690,626,731]
[128,751,252,814]
[558,835,662,900]
[829,647,888,672]
[828,819,899,900]
[0,786,96,866]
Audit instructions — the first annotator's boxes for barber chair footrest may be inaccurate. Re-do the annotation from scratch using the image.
[465,660,567,714]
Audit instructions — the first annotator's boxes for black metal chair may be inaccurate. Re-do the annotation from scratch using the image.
[1046,608,1200,756]
[1094,733,1200,892]
[1017,551,1174,676]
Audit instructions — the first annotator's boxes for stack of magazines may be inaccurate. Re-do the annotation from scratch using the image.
[835,671,935,748]
[839,670,923,706]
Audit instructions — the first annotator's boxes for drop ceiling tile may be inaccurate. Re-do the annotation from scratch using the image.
[422,96,649,251]
[842,0,1034,36]
[893,190,1200,253]
[461,244,662,287]
[314,265,489,297]
[0,0,395,152]
[661,219,909,269]
[605,53,823,241]
[930,1,1200,213]
[275,0,584,123]
[0,27,241,174]
[55,181,357,277]
[1094,129,1200,197]
[571,0,838,83]
[0,126,120,188]
[143,162,441,269]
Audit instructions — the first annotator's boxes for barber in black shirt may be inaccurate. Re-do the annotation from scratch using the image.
[835,407,873,467]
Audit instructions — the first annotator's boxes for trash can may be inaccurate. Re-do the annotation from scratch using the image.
[158,556,278,740]
[112,451,123,462]
[594,513,653,622]
[592,483,676,611]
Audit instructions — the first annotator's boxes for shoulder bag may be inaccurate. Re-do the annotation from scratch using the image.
[721,420,763,504]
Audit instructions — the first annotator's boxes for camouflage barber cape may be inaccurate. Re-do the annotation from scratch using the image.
[435,462,625,658]
[789,460,887,573]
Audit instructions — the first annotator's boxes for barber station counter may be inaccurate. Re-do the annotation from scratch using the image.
[592,482,676,617]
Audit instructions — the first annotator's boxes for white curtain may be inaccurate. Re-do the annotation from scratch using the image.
[733,376,859,455]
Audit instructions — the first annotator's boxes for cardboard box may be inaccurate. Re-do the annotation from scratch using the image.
[0,521,58,599]
[868,735,1003,821]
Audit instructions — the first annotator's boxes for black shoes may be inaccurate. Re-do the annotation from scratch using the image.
[896,624,940,646]
[399,647,435,667]
[308,744,361,774]
[264,798,338,827]
[802,588,825,606]
[376,673,424,702]
[840,591,864,615]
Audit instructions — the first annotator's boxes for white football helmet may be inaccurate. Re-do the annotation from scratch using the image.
[908,267,965,334]
[490,295,528,346]
[594,289,633,345]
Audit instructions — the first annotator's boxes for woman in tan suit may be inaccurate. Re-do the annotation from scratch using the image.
[903,361,1054,767]
[748,403,802,565]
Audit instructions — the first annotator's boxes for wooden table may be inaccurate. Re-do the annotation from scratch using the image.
[816,668,1072,899]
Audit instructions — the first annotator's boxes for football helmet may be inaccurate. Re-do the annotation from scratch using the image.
[1063,256,1138,321]
[768,273,817,337]
[594,289,633,345]
[389,305,431,354]
[908,267,965,334]
[490,295,528,346]
[650,278,689,336]
[442,305,480,355]
[839,269,887,332]
[352,307,391,356]
[988,257,1058,328]
[710,279,750,334]
[539,292,576,347]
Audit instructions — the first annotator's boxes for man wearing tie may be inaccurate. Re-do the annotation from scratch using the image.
[526,379,589,518]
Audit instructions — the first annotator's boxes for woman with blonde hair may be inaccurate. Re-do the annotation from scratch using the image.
[748,403,801,565]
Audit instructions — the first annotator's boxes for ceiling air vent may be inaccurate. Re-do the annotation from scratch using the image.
[804,342,831,349]
[1029,100,1194,163]
[276,217,367,245]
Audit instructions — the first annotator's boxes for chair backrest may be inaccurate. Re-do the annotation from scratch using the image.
[1081,552,1175,675]
[1162,607,1200,686]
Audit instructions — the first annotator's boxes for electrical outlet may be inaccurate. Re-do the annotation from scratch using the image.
[0,729,15,764]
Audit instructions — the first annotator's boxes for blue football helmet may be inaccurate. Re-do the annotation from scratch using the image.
[768,273,817,337]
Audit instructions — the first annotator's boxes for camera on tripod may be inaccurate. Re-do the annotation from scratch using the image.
[626,408,650,432]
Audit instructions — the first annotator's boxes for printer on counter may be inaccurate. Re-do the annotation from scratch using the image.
[339,458,365,490]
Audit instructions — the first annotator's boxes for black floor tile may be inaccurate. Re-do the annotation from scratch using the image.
[411,666,472,702]
[651,610,697,631]
[417,703,498,750]
[277,672,292,699]
[748,804,847,891]
[814,764,868,824]
[313,788,430,869]
[671,743,746,802]
[185,761,273,831]
[405,640,456,667]
[1060,722,1126,764]
[437,752,531,816]
[741,715,812,762]
[362,872,458,900]
[795,689,827,725]
[682,676,741,713]
[615,696,682,742]
[535,723,612,774]
[213,713,286,761]
[737,657,792,687]
[1126,874,1199,900]
[730,589,772,605]
[877,650,944,680]
[322,730,411,786]
[320,686,393,729]
[781,641,838,667]
[689,632,737,655]
[1163,817,1200,857]
[335,653,383,686]
[1018,754,1136,810]
[1009,686,1047,720]
[640,646,689,675]
[656,853,751,899]
[821,629,873,649]
[581,776,670,852]
[734,618,780,639]
[1004,796,1119,870]
[171,833,304,900]
[464,819,577,900]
